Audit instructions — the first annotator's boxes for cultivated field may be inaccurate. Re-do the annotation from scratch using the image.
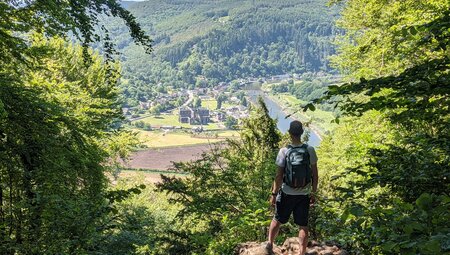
[124,143,223,170]
[133,129,239,148]
[201,99,234,110]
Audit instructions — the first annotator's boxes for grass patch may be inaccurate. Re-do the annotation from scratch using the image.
[137,114,187,127]
[279,94,308,106]
[215,130,240,138]
[221,101,236,109]
[202,99,235,110]
[202,99,218,110]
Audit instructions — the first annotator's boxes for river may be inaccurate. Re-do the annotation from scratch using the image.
[247,90,321,147]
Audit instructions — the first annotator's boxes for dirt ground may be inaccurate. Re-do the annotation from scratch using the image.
[123,144,221,170]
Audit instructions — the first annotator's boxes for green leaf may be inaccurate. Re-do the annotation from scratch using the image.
[349,206,364,217]
[303,103,316,112]
[328,85,339,92]
[340,209,350,222]
[416,193,432,211]
[381,241,397,251]
[421,239,441,254]
[401,27,408,37]
[403,224,413,235]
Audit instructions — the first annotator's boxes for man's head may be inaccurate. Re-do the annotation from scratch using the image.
[288,120,303,138]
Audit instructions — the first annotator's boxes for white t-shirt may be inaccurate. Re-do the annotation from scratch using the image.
[275,144,318,195]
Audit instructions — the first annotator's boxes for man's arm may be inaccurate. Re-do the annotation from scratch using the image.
[270,166,284,206]
[272,166,284,194]
[311,163,318,204]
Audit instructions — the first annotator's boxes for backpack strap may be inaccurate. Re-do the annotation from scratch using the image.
[300,144,308,149]
[283,145,292,184]
[284,144,296,168]
[286,144,307,150]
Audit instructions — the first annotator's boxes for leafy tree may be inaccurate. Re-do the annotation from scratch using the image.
[1,2,152,253]
[311,1,450,254]
[150,104,163,116]
[1,0,151,65]
[143,123,152,131]
[272,82,289,93]
[193,97,202,108]
[98,176,181,255]
[324,0,450,196]
[0,37,141,253]
[224,116,238,130]
[216,94,227,110]
[134,120,145,129]
[241,96,248,107]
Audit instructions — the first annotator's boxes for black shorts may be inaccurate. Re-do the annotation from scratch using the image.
[274,190,310,227]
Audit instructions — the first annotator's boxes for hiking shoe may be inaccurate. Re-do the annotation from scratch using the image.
[265,242,274,255]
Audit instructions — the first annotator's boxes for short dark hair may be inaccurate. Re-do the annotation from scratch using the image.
[288,120,303,137]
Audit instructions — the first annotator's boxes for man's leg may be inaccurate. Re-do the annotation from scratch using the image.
[298,226,308,255]
[268,219,282,245]
[267,191,291,251]
[293,195,310,255]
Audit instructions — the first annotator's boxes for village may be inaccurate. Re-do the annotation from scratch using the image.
[123,74,295,133]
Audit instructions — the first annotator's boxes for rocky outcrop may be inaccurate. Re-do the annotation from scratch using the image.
[235,238,349,255]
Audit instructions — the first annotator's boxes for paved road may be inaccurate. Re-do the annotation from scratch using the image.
[181,90,194,107]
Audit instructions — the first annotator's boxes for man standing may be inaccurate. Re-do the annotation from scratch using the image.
[266,120,319,255]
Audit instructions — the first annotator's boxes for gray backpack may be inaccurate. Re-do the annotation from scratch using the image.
[284,144,311,188]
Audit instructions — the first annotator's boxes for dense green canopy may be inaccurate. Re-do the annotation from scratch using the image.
[0,1,151,253]
[312,0,450,253]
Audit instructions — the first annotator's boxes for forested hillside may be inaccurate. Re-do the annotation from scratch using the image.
[110,0,340,105]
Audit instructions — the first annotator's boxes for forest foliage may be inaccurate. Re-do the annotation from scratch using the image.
[311,0,450,254]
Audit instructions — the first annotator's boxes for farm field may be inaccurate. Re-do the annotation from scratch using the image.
[125,143,223,170]
[135,130,220,148]
[201,99,235,110]
[201,99,218,110]
[133,129,239,148]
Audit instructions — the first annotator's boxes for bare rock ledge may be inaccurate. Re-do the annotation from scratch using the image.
[235,238,349,255]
